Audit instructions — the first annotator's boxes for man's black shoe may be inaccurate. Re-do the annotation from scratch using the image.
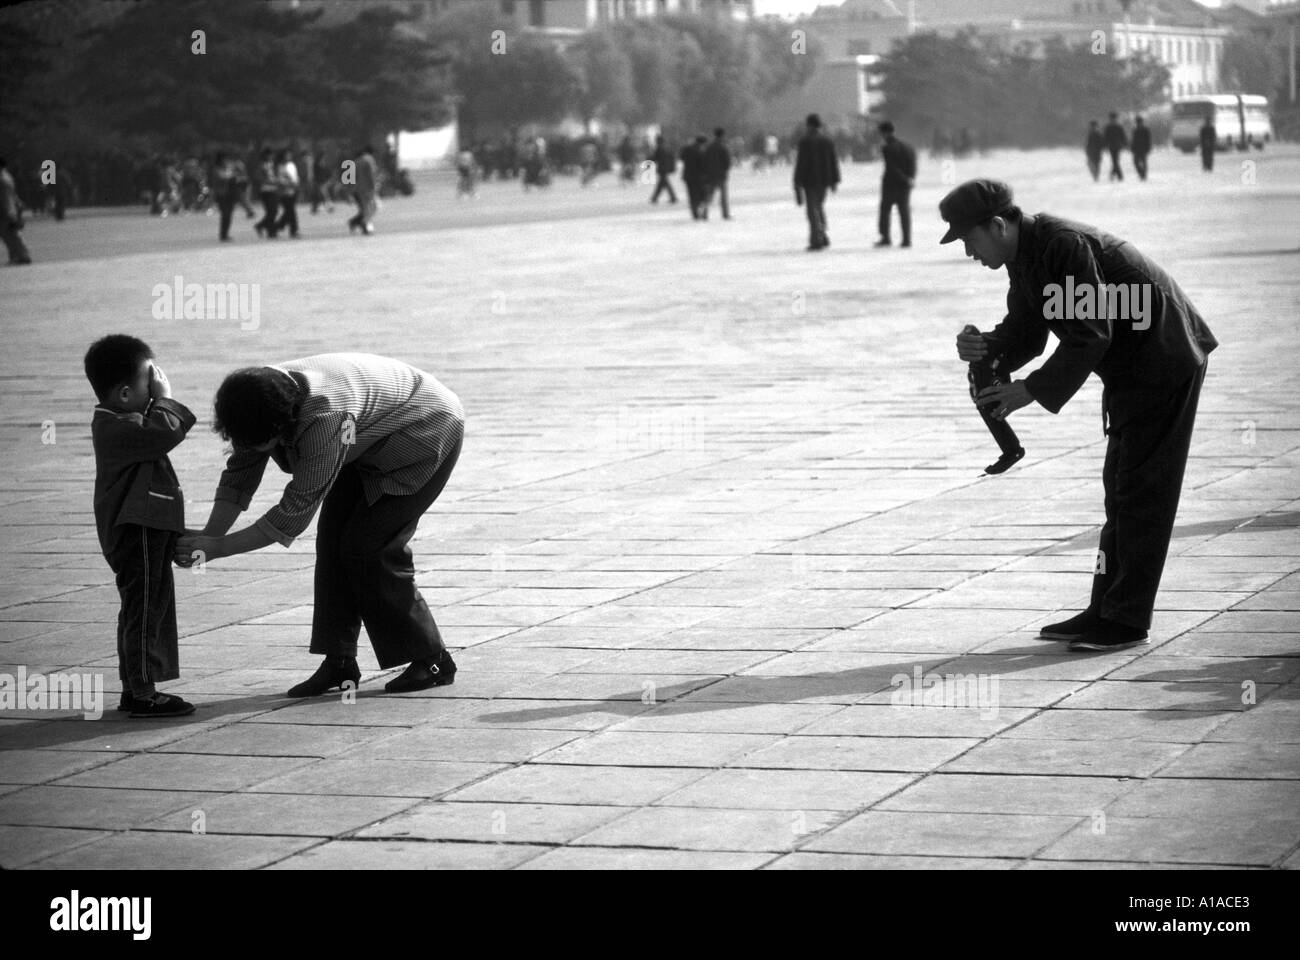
[384,650,456,693]
[1038,608,1098,641]
[874,238,892,247]
[287,656,361,698]
[1069,619,1149,651]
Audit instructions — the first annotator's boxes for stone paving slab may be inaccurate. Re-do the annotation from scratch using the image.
[1,146,1298,868]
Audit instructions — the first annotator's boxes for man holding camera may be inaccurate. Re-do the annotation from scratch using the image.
[942,179,1218,651]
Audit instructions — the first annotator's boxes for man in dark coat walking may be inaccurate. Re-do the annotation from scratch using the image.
[1199,117,1217,172]
[649,134,677,204]
[702,127,732,219]
[1085,120,1104,182]
[942,179,1218,651]
[1131,115,1152,181]
[876,121,916,247]
[679,136,707,219]
[1103,112,1127,181]
[793,113,841,251]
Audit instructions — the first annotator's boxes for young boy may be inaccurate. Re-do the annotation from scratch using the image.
[85,335,197,718]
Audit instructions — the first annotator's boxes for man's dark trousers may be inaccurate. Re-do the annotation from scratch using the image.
[650,174,676,203]
[1090,366,1206,629]
[311,437,462,668]
[712,177,730,218]
[1108,148,1124,181]
[218,196,236,240]
[879,184,911,244]
[804,186,828,247]
[1133,153,1149,181]
[108,525,181,695]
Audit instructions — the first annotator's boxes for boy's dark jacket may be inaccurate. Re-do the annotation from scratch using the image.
[984,213,1218,430]
[91,397,195,554]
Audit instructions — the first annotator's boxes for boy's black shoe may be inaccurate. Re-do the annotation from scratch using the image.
[1038,608,1098,640]
[287,656,361,698]
[1069,619,1149,652]
[128,692,196,719]
[117,692,133,712]
[384,650,456,693]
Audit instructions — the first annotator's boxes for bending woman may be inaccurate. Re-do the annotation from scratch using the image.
[179,353,464,697]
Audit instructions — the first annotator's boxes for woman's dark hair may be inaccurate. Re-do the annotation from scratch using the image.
[212,367,301,447]
[84,334,153,402]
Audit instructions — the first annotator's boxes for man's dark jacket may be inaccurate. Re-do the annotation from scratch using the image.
[1131,125,1152,156]
[92,397,195,556]
[1103,121,1128,151]
[1085,129,1104,159]
[702,140,731,184]
[679,143,704,183]
[985,214,1218,429]
[653,143,676,175]
[793,130,841,192]
[881,137,917,191]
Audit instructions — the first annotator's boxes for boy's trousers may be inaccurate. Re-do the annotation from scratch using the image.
[107,525,181,695]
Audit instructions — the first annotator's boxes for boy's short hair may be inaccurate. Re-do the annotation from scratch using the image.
[212,367,301,447]
[84,334,153,402]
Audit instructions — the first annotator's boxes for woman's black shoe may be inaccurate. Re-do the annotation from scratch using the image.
[287,656,361,698]
[384,650,456,693]
[129,692,196,719]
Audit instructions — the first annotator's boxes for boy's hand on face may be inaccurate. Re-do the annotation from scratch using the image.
[149,363,172,400]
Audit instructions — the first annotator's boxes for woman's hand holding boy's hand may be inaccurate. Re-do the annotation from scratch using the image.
[175,532,221,567]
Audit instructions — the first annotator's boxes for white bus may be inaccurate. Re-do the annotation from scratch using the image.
[1171,94,1273,152]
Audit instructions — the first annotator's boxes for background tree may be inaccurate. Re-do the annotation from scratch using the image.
[567,29,638,131]
[313,6,454,149]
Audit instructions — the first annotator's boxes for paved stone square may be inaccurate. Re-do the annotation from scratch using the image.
[1,146,1297,869]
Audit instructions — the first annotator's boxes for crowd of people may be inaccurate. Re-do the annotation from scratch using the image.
[1083,109,1219,182]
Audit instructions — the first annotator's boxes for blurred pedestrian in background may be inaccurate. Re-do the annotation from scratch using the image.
[0,157,32,265]
[1131,115,1152,181]
[1199,117,1216,172]
[649,134,677,204]
[273,147,300,238]
[211,151,245,243]
[1104,112,1127,181]
[680,135,707,220]
[1085,120,1104,182]
[793,113,840,252]
[348,144,378,235]
[703,127,732,220]
[876,120,915,248]
[253,147,279,238]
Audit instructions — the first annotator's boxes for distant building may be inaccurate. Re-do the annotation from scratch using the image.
[279,0,754,39]
[797,0,1260,99]
[496,0,755,39]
